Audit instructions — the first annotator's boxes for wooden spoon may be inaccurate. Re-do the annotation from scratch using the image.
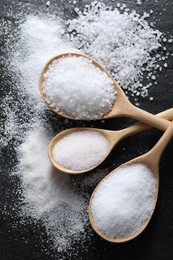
[89,121,173,243]
[48,108,173,174]
[39,52,172,131]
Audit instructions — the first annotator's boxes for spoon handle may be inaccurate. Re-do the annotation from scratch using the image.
[146,120,173,164]
[119,108,173,139]
[121,101,171,131]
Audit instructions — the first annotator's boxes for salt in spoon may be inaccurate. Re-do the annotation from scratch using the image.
[89,120,173,243]
[39,52,171,131]
[48,108,173,174]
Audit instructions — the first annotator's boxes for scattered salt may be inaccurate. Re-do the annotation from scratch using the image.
[91,164,157,238]
[43,56,116,119]
[53,130,109,171]
[16,125,89,251]
[67,2,166,98]
[9,16,76,104]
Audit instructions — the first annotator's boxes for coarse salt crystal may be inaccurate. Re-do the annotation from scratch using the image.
[46,1,50,7]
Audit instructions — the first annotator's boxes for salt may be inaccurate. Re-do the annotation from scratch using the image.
[43,56,116,119]
[16,124,89,251]
[91,164,157,238]
[53,130,109,171]
[0,0,170,256]
[137,0,142,5]
[67,2,168,98]
[46,1,50,7]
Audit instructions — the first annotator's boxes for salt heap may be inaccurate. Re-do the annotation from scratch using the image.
[43,56,116,119]
[90,163,157,239]
[67,1,165,97]
[52,130,109,171]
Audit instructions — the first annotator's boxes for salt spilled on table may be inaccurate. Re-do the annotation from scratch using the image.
[53,130,109,171]
[43,56,116,119]
[91,164,157,239]
[16,125,89,252]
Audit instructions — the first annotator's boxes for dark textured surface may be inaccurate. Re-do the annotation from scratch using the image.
[0,0,173,259]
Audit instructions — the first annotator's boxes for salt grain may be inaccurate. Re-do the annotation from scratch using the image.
[137,0,142,5]
[91,164,157,238]
[46,1,50,7]
[43,56,116,119]
[53,130,109,171]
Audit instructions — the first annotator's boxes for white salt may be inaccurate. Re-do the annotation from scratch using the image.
[43,56,116,119]
[91,164,157,238]
[8,16,76,104]
[53,130,109,171]
[67,2,167,98]
[16,124,89,251]
[137,0,142,5]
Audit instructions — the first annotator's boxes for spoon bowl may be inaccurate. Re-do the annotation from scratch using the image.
[39,52,118,120]
[48,127,115,174]
[39,52,171,131]
[88,121,173,242]
[48,108,173,174]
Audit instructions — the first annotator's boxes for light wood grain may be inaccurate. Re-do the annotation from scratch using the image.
[48,108,173,174]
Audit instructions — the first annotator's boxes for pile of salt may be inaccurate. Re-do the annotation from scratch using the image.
[43,56,116,119]
[53,130,109,171]
[91,164,157,238]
